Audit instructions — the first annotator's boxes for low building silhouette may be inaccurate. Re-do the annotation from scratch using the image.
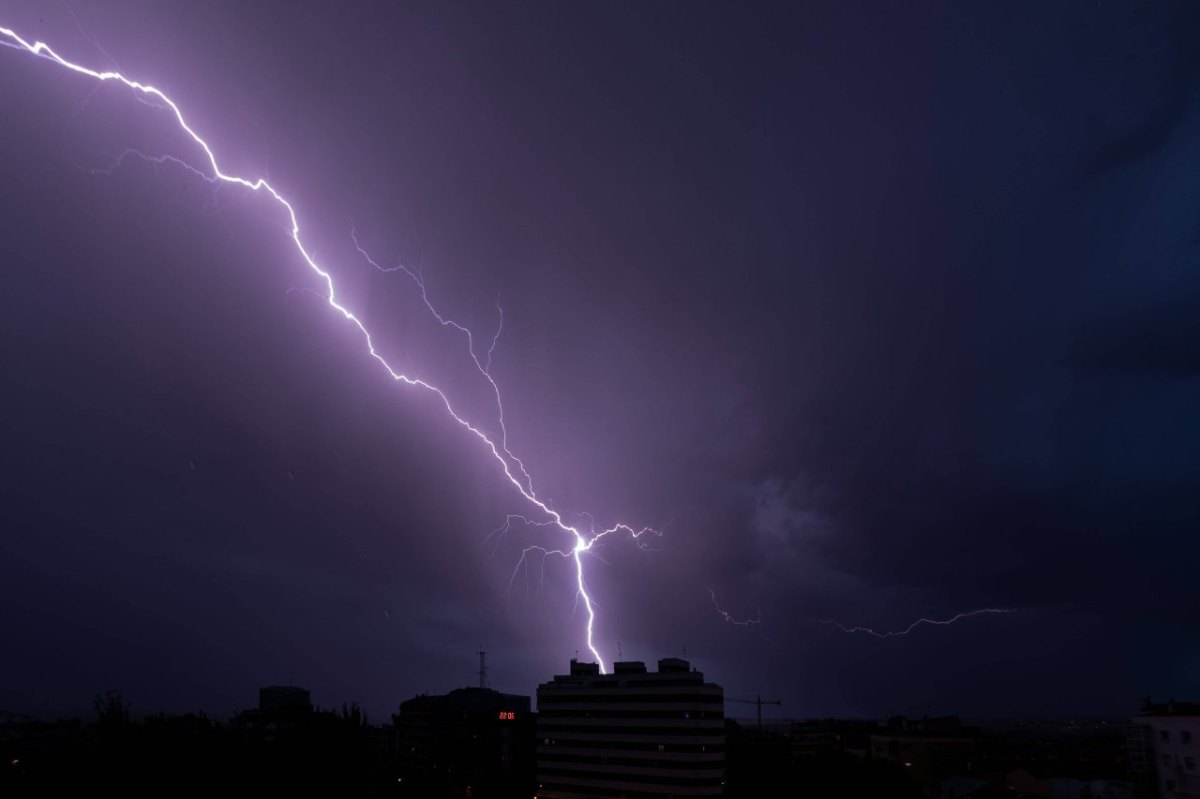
[394,686,534,798]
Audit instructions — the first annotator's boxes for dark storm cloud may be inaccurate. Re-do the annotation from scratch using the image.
[1068,294,1200,378]
[2,0,1199,720]
[1080,64,1198,182]
[675,2,1200,711]
[1082,93,1193,182]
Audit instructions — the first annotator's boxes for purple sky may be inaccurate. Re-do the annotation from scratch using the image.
[2,1,1198,721]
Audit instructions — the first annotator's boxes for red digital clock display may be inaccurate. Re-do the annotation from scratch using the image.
[498,711,516,721]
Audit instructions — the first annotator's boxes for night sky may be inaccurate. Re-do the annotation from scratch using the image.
[2,1,1198,722]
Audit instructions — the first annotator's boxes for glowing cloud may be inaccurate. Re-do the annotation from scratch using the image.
[0,23,656,673]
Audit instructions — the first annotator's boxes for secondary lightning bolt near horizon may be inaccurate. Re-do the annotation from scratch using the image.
[819,608,1015,638]
[0,23,656,674]
[708,590,1010,639]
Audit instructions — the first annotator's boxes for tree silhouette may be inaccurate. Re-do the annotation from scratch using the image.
[94,690,131,727]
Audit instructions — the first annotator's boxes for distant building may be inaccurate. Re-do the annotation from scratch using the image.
[999,766,1135,799]
[870,716,976,785]
[258,686,312,716]
[1046,776,1136,799]
[536,657,725,798]
[788,718,879,759]
[394,686,534,798]
[788,723,841,758]
[1131,698,1200,799]
[231,685,314,735]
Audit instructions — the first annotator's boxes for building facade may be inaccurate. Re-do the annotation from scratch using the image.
[1130,699,1200,799]
[536,657,725,798]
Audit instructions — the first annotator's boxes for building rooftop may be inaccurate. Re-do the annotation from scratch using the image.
[1137,698,1200,717]
[562,657,700,678]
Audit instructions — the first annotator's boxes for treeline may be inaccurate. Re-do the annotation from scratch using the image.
[2,692,399,798]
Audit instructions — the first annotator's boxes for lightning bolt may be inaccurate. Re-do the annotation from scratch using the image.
[819,608,1015,638]
[0,23,656,673]
[348,229,534,495]
[709,588,762,627]
[709,588,1013,640]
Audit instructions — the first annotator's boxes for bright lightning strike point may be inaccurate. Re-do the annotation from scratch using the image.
[0,23,657,674]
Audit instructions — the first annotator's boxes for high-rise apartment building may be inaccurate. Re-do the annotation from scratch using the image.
[536,657,725,798]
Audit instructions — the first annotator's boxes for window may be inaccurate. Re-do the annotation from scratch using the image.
[1186,756,1196,771]
[1162,730,1171,742]
[1185,731,1194,744]
[1164,755,1172,767]
[1167,779,1177,791]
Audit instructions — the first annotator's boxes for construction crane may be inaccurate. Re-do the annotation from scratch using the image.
[727,695,782,729]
